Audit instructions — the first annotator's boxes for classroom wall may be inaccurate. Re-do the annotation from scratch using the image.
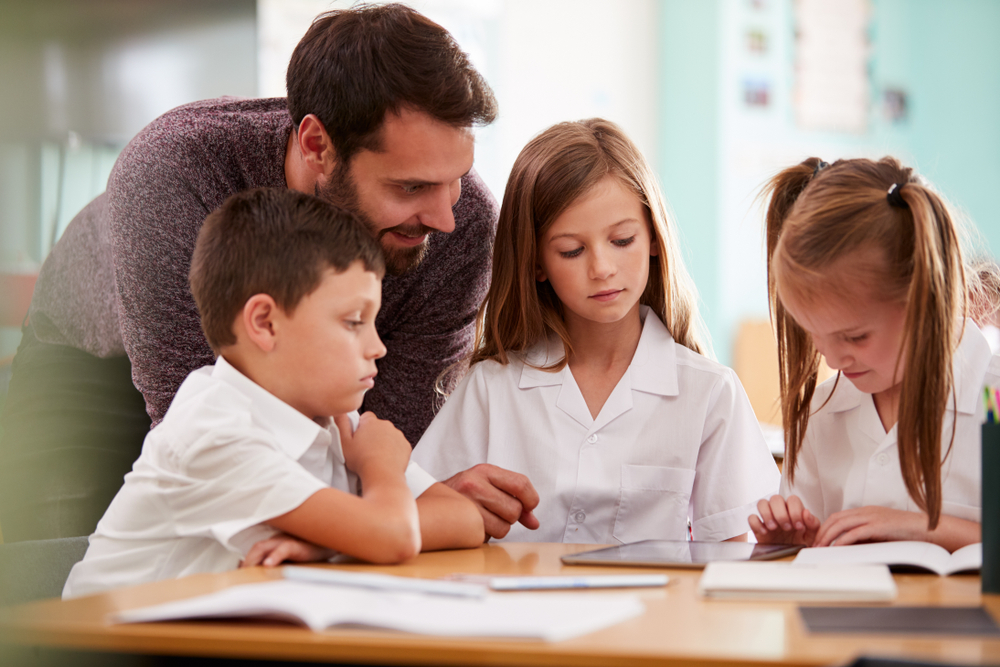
[660,0,1000,366]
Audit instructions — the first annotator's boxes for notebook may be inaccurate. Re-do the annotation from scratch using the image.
[698,562,897,601]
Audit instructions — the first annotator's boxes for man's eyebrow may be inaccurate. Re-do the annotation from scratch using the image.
[387,168,472,188]
[547,218,641,242]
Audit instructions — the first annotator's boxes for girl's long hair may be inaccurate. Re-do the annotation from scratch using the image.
[764,156,997,529]
[472,118,706,369]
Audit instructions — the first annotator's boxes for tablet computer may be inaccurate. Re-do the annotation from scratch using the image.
[561,540,803,569]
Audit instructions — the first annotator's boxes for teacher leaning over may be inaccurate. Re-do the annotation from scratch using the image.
[0,4,535,543]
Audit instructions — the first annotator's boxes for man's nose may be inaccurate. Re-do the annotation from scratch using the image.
[418,184,457,234]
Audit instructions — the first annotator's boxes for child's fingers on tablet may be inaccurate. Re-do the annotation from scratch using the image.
[785,495,809,530]
[747,513,768,538]
[755,497,775,529]
[766,495,793,532]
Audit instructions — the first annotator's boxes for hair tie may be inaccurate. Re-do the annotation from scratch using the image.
[812,161,829,178]
[887,183,909,209]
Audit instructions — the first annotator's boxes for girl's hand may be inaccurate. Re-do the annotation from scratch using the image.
[749,494,820,546]
[812,506,927,547]
[240,533,336,568]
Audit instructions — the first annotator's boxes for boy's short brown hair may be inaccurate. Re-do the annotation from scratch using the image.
[190,188,385,351]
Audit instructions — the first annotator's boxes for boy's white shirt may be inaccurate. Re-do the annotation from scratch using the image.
[780,319,998,523]
[63,356,435,599]
[412,307,780,544]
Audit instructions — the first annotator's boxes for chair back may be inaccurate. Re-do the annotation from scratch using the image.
[0,536,90,605]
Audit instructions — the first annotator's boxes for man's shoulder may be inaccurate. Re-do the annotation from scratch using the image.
[453,168,499,232]
[111,97,291,183]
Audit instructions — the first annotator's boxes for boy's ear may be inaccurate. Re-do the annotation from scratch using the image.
[242,294,281,353]
[296,115,337,177]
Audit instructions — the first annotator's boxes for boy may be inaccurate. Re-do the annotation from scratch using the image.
[63,189,483,598]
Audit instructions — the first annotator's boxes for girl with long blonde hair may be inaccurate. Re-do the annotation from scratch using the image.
[413,119,779,544]
[750,156,998,552]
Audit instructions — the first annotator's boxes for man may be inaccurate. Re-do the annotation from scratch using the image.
[0,4,537,543]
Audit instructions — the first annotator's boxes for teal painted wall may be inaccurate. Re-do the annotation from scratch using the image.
[659,0,1000,362]
[658,0,721,355]
[906,0,1000,258]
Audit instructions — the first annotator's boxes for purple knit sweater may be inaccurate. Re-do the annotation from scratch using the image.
[29,97,498,444]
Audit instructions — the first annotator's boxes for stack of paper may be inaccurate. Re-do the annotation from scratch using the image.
[698,562,897,601]
[113,579,644,642]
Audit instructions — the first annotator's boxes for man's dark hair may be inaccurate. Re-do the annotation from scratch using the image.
[286,3,498,164]
[190,188,385,351]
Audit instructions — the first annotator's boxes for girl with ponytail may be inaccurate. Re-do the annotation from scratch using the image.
[749,156,999,552]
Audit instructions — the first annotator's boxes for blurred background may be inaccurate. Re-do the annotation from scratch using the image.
[1,0,998,426]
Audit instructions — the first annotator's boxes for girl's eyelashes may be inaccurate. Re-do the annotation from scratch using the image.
[559,247,584,258]
[845,333,869,343]
[557,236,637,258]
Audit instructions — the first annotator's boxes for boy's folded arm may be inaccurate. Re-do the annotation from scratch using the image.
[266,474,421,564]
[415,482,486,550]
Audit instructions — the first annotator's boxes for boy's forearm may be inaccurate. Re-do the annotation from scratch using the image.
[415,483,486,551]
[267,474,421,564]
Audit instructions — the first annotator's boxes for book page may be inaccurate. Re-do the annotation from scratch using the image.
[793,541,953,576]
[948,543,983,575]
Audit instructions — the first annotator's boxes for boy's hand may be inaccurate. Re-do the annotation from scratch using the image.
[240,533,336,568]
[748,494,820,546]
[336,412,411,479]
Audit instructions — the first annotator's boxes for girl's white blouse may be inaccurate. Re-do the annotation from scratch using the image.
[413,308,780,544]
[781,320,998,523]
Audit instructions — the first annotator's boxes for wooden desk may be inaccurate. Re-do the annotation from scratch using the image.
[2,542,999,666]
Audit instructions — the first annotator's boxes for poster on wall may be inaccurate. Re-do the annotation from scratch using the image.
[793,0,870,133]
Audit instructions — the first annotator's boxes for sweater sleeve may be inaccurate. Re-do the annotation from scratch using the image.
[107,129,219,425]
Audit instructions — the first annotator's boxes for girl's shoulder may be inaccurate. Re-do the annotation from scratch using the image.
[808,373,859,416]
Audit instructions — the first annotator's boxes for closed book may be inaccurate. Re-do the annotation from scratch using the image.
[698,562,897,601]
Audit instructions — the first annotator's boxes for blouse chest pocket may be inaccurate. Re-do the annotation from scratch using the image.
[612,465,696,544]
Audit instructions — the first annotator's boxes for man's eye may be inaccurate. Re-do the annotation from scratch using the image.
[559,247,583,258]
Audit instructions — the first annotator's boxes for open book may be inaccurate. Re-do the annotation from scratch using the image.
[112,579,644,642]
[793,541,982,576]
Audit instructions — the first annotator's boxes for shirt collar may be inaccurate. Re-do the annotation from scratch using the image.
[517,306,680,396]
[212,355,328,461]
[823,318,992,416]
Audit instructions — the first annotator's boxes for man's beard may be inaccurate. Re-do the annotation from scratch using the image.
[317,166,431,276]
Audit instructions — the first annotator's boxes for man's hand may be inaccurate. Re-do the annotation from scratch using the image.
[240,533,336,568]
[749,494,820,546]
[336,412,411,478]
[443,464,540,540]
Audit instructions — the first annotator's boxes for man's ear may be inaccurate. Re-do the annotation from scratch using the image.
[296,114,337,177]
[242,294,281,353]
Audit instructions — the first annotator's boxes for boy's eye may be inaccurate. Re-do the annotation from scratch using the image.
[344,319,364,330]
[612,235,636,248]
[559,247,584,259]
[400,184,422,194]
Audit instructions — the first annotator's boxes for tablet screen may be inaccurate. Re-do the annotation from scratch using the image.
[561,540,802,569]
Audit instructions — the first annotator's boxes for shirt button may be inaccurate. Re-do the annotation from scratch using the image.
[587,434,598,444]
[573,510,587,523]
[878,453,888,466]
